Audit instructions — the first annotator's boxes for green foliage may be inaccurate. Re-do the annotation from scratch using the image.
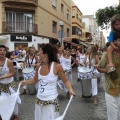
[95,5,120,29]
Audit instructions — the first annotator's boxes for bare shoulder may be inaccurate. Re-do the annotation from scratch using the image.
[7,58,12,64]
[54,62,62,70]
[7,58,13,67]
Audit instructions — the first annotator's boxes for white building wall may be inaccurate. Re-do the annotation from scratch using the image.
[82,18,89,31]
[32,36,49,50]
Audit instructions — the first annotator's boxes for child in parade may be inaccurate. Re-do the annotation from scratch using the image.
[107,14,120,73]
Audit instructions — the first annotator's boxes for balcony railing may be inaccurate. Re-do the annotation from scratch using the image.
[2,21,38,34]
[2,0,38,6]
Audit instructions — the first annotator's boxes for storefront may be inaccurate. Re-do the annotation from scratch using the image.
[0,34,49,51]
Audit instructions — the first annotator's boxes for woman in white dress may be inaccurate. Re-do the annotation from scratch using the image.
[0,45,20,120]
[21,43,75,120]
[63,49,76,98]
[82,45,99,105]
[77,48,86,81]
[21,47,39,95]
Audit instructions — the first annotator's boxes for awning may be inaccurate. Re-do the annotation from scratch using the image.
[0,36,8,41]
[79,41,88,47]
[64,41,79,47]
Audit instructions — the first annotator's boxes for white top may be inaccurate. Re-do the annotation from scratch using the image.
[63,56,71,71]
[26,55,36,69]
[0,58,13,84]
[79,54,85,64]
[58,54,66,68]
[86,56,97,72]
[37,62,58,101]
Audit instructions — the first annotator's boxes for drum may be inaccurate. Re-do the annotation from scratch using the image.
[78,67,92,98]
[22,67,36,95]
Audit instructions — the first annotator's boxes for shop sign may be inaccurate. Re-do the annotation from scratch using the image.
[10,35,32,42]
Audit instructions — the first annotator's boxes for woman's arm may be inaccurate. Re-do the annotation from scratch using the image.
[20,63,40,85]
[97,67,108,73]
[71,56,76,67]
[95,55,99,64]
[22,54,29,68]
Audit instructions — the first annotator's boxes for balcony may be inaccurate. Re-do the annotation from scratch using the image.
[1,0,38,7]
[2,21,38,34]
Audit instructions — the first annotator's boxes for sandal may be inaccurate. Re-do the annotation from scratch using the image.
[107,66,116,73]
[13,115,19,120]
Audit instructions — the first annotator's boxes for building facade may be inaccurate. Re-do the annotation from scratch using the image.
[82,15,100,45]
[0,0,72,51]
[71,1,83,46]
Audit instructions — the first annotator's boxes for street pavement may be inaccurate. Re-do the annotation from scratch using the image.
[17,68,107,120]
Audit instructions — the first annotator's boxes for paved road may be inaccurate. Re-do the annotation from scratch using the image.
[17,68,107,120]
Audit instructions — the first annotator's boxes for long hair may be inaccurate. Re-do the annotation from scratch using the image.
[89,45,98,60]
[40,43,59,65]
[111,14,120,32]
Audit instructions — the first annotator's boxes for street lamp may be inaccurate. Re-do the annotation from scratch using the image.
[59,21,64,46]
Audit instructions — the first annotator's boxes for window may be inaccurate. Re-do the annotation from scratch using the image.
[5,11,34,33]
[67,9,69,19]
[52,21,57,33]
[52,0,57,9]
[72,10,75,18]
[76,14,78,19]
[67,28,69,37]
[61,3,64,13]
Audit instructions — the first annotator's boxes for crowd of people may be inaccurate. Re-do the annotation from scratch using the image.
[0,14,120,120]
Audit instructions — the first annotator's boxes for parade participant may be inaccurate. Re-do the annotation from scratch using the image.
[0,45,20,120]
[97,33,120,120]
[19,46,26,58]
[60,49,75,99]
[76,46,80,68]
[57,45,68,97]
[107,14,120,73]
[10,51,18,61]
[14,46,20,56]
[20,43,75,120]
[77,48,86,82]
[78,48,86,66]
[71,48,76,68]
[82,45,99,105]
[21,47,39,95]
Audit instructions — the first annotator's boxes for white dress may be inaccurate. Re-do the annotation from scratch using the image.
[0,58,21,115]
[78,56,98,96]
[23,55,37,89]
[35,62,59,120]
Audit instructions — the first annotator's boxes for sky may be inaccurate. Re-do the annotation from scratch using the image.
[72,0,119,41]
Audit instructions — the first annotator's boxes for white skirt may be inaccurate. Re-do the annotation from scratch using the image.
[1,86,21,115]
[35,103,59,120]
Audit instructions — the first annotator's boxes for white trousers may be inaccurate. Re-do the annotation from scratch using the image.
[105,92,120,120]
[91,78,98,96]
[66,71,72,85]
[35,103,59,120]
